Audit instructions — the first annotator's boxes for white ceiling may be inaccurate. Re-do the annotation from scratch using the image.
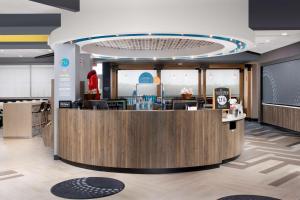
[0,0,299,56]
[250,30,300,54]
[0,0,60,13]
[0,49,52,57]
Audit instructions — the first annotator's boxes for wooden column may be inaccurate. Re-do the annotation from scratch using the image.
[198,69,202,97]
[239,68,244,104]
[157,69,162,97]
[202,69,207,100]
[110,66,118,99]
[247,66,252,117]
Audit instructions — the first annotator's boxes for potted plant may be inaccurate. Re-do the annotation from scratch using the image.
[180,88,193,99]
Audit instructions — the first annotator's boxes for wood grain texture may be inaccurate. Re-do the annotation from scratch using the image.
[58,109,244,169]
[222,119,244,160]
[3,102,43,138]
[262,104,300,132]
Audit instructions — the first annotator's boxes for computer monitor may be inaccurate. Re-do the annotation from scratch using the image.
[83,100,109,110]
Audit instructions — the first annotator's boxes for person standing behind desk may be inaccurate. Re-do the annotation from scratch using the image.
[87,70,100,100]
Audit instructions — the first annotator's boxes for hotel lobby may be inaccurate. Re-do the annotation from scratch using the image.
[0,0,300,199]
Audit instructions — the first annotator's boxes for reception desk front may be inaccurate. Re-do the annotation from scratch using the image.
[58,109,245,173]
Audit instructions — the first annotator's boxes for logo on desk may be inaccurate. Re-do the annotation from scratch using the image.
[61,58,70,68]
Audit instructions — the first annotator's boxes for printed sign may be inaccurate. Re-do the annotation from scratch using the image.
[213,87,230,109]
[139,72,153,84]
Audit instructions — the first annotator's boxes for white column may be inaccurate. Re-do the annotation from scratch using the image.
[53,44,80,156]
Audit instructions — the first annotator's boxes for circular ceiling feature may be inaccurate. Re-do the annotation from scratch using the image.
[95,38,218,51]
[74,33,248,60]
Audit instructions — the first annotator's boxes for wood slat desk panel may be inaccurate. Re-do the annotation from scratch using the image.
[58,109,244,169]
[222,119,244,160]
[262,104,300,132]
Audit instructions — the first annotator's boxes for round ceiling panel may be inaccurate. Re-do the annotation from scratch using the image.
[75,33,248,60]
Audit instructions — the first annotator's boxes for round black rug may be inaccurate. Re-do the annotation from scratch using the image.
[218,195,281,200]
[51,177,125,199]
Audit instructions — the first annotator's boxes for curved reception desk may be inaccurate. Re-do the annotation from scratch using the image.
[58,109,245,173]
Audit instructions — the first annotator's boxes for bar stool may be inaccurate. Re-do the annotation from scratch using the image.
[32,102,47,135]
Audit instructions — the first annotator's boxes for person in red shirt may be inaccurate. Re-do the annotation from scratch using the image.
[87,70,100,100]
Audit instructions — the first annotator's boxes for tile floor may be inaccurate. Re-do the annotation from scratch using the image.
[0,122,299,200]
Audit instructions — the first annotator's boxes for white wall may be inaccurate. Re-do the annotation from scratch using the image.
[0,65,53,98]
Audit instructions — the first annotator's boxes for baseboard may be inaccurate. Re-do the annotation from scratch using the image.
[260,122,300,136]
[245,118,258,122]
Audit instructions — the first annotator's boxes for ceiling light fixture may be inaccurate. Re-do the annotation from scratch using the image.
[265,39,271,43]
[281,32,288,36]
[190,56,195,59]
[153,57,157,61]
[172,57,176,60]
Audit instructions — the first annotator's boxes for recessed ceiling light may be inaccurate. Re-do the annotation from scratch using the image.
[281,32,288,36]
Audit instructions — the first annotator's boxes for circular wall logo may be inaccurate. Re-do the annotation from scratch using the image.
[61,58,70,68]
[139,72,153,84]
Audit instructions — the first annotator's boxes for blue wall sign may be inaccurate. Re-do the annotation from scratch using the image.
[61,58,70,68]
[139,72,153,84]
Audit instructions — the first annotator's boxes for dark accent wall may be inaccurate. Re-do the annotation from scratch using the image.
[102,62,111,99]
[0,57,54,65]
[0,14,61,35]
[30,0,80,12]
[249,0,300,30]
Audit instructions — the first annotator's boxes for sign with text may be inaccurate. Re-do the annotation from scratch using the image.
[213,87,230,109]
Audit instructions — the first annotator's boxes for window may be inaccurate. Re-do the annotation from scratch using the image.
[31,65,54,97]
[0,65,53,98]
[161,70,198,97]
[206,69,240,97]
[0,65,30,97]
[118,70,157,97]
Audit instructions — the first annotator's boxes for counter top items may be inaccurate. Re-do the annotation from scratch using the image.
[213,87,230,109]
[83,100,109,110]
[180,88,193,99]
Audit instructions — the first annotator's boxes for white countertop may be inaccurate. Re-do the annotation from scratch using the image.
[222,113,246,122]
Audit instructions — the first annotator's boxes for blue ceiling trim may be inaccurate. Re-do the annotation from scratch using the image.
[72,33,247,61]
